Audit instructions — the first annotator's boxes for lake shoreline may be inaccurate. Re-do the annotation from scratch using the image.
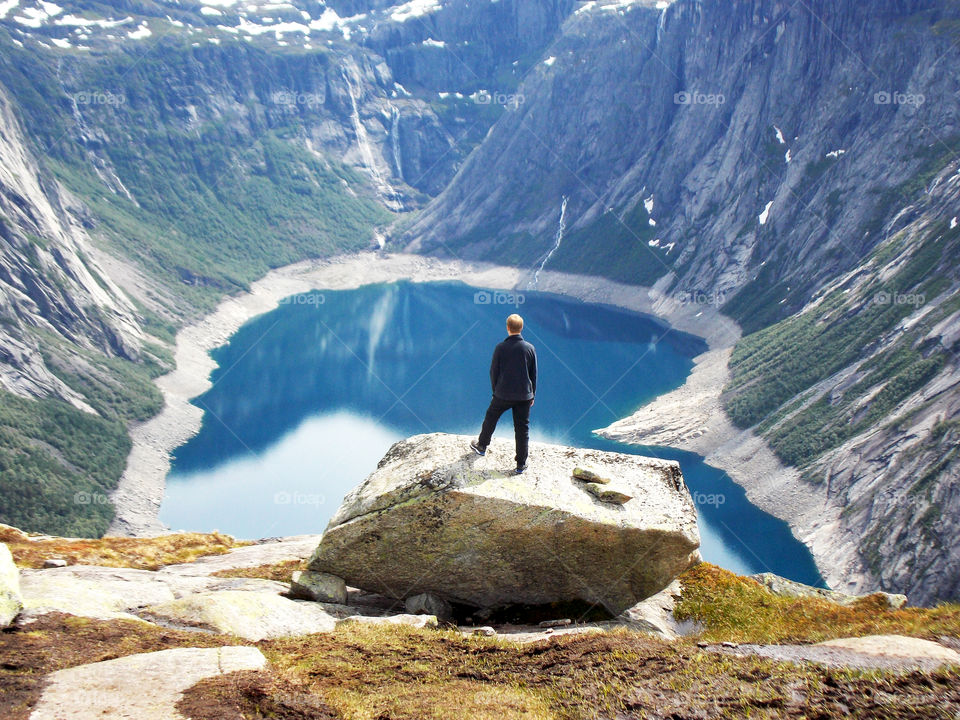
[595,348,864,593]
[109,252,854,593]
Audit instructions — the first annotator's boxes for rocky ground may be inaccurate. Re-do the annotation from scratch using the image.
[3,534,960,719]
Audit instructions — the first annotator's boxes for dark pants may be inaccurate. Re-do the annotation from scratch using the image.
[478,396,532,466]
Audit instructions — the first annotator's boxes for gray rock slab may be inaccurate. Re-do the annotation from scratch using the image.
[28,646,266,720]
[309,433,700,614]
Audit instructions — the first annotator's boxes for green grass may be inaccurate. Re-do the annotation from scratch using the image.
[182,611,960,720]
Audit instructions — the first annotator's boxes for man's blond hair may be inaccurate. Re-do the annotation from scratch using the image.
[506,314,524,333]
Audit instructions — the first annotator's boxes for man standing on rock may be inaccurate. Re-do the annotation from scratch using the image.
[471,313,537,474]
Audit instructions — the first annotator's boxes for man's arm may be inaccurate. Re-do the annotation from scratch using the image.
[489,345,501,393]
[529,347,537,397]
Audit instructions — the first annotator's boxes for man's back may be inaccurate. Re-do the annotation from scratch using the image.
[490,334,537,402]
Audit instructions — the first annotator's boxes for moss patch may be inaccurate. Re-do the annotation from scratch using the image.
[1,528,248,570]
[178,623,960,719]
[212,558,305,584]
[675,564,960,644]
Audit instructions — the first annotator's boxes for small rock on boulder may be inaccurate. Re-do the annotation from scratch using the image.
[0,543,22,627]
[308,433,700,615]
[289,570,348,604]
[572,467,610,484]
[583,482,632,504]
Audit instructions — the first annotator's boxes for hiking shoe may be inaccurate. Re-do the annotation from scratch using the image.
[515,463,528,474]
[470,441,486,456]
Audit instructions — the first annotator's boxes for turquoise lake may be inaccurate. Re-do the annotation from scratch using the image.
[160,281,825,587]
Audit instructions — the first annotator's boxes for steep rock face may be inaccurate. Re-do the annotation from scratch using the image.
[403,0,960,603]
[40,43,449,210]
[309,433,701,614]
[0,85,142,407]
[405,0,958,322]
[355,0,575,93]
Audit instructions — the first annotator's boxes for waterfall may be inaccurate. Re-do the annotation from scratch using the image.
[390,105,403,180]
[656,6,668,46]
[342,67,403,210]
[531,196,568,289]
[342,68,388,196]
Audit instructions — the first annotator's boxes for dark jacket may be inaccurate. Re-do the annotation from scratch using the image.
[490,334,537,402]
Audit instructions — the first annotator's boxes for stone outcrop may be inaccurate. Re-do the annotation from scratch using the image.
[405,592,453,621]
[289,570,348,604]
[308,433,700,614]
[142,590,338,641]
[751,573,908,610]
[0,543,22,627]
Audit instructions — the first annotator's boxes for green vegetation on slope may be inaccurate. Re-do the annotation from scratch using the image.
[675,563,960,644]
[0,390,129,537]
[723,222,958,468]
[0,37,392,535]
[550,202,666,287]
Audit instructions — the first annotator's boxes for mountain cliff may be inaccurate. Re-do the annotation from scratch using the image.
[403,0,960,603]
[1,0,959,603]
[399,0,960,601]
[0,0,574,534]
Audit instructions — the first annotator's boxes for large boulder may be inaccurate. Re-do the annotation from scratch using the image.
[0,543,22,626]
[308,433,700,614]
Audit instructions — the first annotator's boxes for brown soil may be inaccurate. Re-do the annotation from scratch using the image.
[178,671,339,720]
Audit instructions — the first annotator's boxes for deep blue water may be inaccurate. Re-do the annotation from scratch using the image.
[160,281,825,587]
